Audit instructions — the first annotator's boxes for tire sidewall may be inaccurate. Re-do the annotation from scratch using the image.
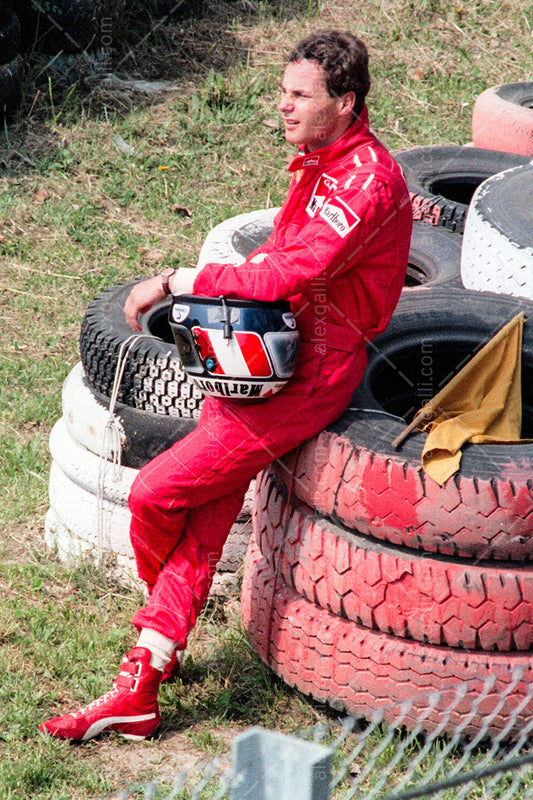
[80,281,203,417]
[394,146,532,233]
[345,288,533,481]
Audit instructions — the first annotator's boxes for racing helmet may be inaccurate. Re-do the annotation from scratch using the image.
[169,294,299,400]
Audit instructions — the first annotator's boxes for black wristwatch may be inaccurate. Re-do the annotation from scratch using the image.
[160,267,176,295]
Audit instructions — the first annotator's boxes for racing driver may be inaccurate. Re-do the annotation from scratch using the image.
[40,28,412,742]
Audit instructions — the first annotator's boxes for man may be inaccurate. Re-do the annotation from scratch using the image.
[40,29,412,741]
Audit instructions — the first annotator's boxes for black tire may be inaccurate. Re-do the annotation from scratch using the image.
[14,0,125,54]
[0,11,21,64]
[274,288,533,561]
[80,281,204,417]
[0,0,13,26]
[404,222,462,290]
[0,53,23,118]
[394,146,532,234]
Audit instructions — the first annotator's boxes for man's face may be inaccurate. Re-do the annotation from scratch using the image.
[279,59,352,152]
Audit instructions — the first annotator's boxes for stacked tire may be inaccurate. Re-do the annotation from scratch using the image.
[46,130,533,728]
[472,82,533,157]
[242,287,533,737]
[46,359,254,594]
[45,358,196,587]
[46,279,252,593]
[461,163,533,301]
[0,0,23,122]
[236,130,533,736]
[13,0,125,54]
[392,145,531,234]
[220,161,533,737]
[47,201,465,593]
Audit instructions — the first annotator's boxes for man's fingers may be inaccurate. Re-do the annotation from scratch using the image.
[123,276,166,331]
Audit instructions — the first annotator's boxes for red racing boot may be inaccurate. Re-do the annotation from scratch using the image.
[160,649,184,685]
[39,647,162,742]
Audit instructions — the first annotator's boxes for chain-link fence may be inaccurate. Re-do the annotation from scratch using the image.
[105,667,533,800]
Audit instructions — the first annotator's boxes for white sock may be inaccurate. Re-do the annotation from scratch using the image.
[136,628,181,672]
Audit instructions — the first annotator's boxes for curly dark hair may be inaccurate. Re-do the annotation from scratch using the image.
[288,30,371,116]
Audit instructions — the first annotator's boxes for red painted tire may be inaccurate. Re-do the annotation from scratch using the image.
[241,535,533,737]
[274,289,533,561]
[472,82,533,157]
[255,468,533,651]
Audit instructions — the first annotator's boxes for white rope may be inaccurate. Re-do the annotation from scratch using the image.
[96,334,156,568]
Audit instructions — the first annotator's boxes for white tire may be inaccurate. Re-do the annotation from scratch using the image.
[61,361,196,468]
[46,414,253,590]
[461,164,533,300]
[62,361,125,459]
[45,417,139,584]
[196,208,279,267]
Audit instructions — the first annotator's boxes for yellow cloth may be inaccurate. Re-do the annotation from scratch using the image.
[414,313,530,485]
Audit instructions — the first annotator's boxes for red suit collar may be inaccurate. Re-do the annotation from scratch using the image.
[288,106,370,172]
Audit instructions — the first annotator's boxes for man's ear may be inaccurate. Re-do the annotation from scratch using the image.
[339,91,356,117]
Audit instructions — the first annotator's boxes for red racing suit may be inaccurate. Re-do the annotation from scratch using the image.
[129,107,413,647]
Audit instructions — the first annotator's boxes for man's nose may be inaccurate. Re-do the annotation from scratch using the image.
[279,94,293,113]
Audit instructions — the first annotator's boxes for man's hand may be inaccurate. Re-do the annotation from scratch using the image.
[124,268,201,331]
[124,276,166,331]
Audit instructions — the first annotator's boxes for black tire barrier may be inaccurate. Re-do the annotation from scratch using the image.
[394,145,531,234]
[0,11,21,65]
[405,222,462,289]
[472,82,533,157]
[461,164,533,301]
[14,0,126,54]
[273,288,533,561]
[0,53,23,119]
[80,281,204,418]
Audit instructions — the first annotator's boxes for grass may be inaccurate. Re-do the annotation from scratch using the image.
[1,0,532,796]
